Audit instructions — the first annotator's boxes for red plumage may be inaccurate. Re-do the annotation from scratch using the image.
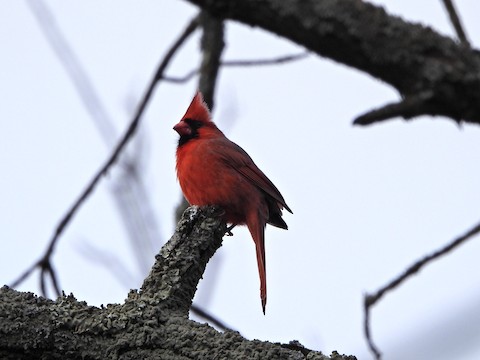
[173,92,292,313]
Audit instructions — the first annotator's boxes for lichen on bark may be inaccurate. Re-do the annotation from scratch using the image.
[0,206,355,359]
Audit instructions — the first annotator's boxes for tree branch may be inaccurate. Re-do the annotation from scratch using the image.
[10,15,200,295]
[138,206,226,312]
[162,52,309,83]
[184,0,480,125]
[353,91,435,126]
[363,219,480,359]
[222,52,308,66]
[441,0,471,47]
[197,11,225,109]
[28,0,164,281]
[1,207,355,359]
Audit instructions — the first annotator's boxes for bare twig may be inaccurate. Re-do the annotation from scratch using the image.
[27,0,117,143]
[353,91,435,126]
[363,298,382,360]
[223,51,308,66]
[28,0,163,281]
[363,220,480,359]
[190,304,234,332]
[76,240,137,288]
[10,14,200,295]
[162,52,309,84]
[441,0,471,47]
[162,69,198,84]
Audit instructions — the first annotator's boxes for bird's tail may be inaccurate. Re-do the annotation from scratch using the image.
[248,216,267,314]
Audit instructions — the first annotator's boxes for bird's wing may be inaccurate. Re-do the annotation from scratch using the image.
[215,139,292,213]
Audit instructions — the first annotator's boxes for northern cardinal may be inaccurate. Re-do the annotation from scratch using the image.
[174,92,292,313]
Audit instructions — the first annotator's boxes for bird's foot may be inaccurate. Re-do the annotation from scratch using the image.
[225,224,236,236]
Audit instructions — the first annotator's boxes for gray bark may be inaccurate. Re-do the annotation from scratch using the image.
[183,0,480,126]
[0,206,355,359]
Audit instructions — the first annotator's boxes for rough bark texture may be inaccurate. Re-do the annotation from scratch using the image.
[183,0,480,125]
[0,206,355,359]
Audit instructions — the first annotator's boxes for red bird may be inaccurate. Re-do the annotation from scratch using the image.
[174,92,292,314]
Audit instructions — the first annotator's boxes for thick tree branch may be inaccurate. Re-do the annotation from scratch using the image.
[138,206,225,313]
[0,207,355,359]
[183,0,480,125]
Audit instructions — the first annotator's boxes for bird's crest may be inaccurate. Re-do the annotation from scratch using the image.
[181,91,211,123]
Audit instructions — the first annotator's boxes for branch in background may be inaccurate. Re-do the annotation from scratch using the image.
[10,14,200,296]
[441,0,471,47]
[110,140,163,276]
[363,220,480,359]
[184,0,480,126]
[76,240,137,288]
[175,11,224,223]
[197,11,225,109]
[363,299,382,360]
[162,52,309,83]
[223,52,308,66]
[190,304,234,332]
[353,91,435,126]
[171,11,229,328]
[26,0,117,142]
[27,0,163,283]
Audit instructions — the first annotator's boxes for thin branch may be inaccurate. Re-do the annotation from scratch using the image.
[110,141,162,276]
[162,51,309,84]
[26,0,117,144]
[10,14,200,295]
[162,69,198,84]
[190,304,234,332]
[363,299,382,360]
[28,0,163,283]
[76,240,137,288]
[441,0,471,47]
[223,51,308,66]
[353,91,435,126]
[363,220,480,359]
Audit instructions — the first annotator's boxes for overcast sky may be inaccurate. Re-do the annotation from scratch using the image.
[2,1,480,359]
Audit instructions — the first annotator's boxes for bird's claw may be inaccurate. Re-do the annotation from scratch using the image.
[225,224,236,236]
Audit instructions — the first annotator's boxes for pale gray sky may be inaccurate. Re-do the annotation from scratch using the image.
[1,1,480,359]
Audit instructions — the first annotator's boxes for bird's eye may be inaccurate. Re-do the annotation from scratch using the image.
[184,119,203,130]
